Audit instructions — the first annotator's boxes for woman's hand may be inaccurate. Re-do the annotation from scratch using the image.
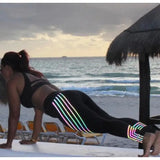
[0,143,11,149]
[19,140,36,145]
[138,132,156,157]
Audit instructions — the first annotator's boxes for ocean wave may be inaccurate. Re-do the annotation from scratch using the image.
[50,78,160,85]
[44,72,77,79]
[49,76,140,84]
[86,73,139,78]
[60,85,160,97]
[103,79,139,84]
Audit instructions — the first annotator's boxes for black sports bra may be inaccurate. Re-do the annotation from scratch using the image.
[20,73,50,108]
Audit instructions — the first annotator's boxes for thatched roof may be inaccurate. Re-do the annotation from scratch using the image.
[106,5,160,65]
[0,74,7,104]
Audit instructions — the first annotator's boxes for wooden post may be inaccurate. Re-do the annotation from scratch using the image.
[139,55,150,124]
[138,55,150,149]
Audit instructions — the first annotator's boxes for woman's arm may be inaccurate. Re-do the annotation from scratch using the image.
[32,108,43,141]
[0,79,21,148]
[20,108,43,145]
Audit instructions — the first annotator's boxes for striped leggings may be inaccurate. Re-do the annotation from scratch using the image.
[43,90,157,143]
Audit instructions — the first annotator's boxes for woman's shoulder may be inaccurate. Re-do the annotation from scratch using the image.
[7,73,24,93]
[7,72,23,85]
[13,72,24,80]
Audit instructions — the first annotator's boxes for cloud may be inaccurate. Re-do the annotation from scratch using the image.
[0,3,158,42]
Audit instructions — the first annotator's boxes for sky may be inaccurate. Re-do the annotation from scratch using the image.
[0,2,158,58]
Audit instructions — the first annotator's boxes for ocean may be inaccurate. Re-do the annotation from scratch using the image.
[30,56,160,97]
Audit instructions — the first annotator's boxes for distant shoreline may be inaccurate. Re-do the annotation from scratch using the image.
[29,56,106,59]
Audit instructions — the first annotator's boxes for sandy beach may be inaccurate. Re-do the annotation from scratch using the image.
[0,95,160,148]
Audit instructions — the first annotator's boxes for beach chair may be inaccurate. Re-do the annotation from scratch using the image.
[0,124,7,139]
[81,132,107,146]
[26,121,46,141]
[62,125,106,145]
[61,125,86,145]
[15,121,31,140]
[43,122,64,143]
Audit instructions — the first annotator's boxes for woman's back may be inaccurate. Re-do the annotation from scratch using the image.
[15,72,60,110]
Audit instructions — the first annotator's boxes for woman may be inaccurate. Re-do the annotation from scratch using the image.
[0,50,159,157]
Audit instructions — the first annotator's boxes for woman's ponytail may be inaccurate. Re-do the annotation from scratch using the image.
[18,50,43,77]
[18,50,30,72]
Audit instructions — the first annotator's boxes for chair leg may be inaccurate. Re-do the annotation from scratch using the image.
[20,132,25,140]
[100,134,106,146]
[62,136,68,143]
[80,137,86,145]
[57,136,64,143]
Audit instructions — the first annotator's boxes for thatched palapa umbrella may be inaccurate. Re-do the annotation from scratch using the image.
[106,5,160,125]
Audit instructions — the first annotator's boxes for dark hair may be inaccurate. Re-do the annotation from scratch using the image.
[1,50,43,77]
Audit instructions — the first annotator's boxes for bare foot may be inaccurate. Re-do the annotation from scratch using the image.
[151,131,160,156]
[138,132,156,157]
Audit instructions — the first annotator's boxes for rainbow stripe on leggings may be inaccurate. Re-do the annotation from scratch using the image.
[127,122,146,143]
[52,93,92,133]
